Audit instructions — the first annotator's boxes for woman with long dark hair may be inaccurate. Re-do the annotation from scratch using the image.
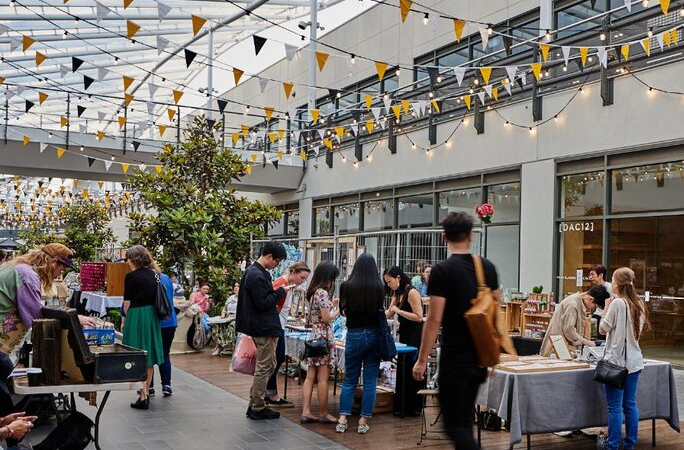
[599,267,648,450]
[384,266,424,416]
[336,254,384,434]
[300,261,340,424]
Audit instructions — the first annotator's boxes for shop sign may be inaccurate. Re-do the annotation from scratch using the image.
[559,222,595,233]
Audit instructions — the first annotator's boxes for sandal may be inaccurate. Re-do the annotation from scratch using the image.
[357,423,370,434]
[335,421,348,433]
[319,415,337,424]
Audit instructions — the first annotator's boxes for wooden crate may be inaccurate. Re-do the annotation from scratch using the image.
[106,263,131,296]
[353,385,394,414]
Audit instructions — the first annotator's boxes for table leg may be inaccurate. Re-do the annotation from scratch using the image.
[283,355,289,400]
[400,354,406,418]
[476,405,481,447]
[652,418,655,447]
[93,390,111,450]
[526,434,531,450]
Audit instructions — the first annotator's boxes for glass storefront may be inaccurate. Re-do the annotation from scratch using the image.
[438,188,482,223]
[398,195,433,229]
[313,206,331,236]
[334,203,360,234]
[364,200,395,231]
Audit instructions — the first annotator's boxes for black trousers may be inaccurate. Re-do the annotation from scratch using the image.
[438,361,487,450]
[266,329,285,394]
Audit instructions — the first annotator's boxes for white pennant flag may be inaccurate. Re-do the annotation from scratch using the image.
[505,66,517,83]
[477,91,485,106]
[503,80,512,95]
[139,164,147,170]
[97,67,109,81]
[623,0,632,12]
[419,100,428,116]
[452,67,466,86]
[284,43,298,61]
[383,96,392,113]
[156,36,171,56]
[293,129,301,142]
[597,46,608,68]
[9,37,22,52]
[97,111,106,121]
[16,85,26,96]
[95,2,111,22]
[317,129,326,140]
[40,143,47,153]
[148,83,159,98]
[5,91,14,101]
[157,2,172,21]
[520,73,527,86]
[59,65,70,78]
[656,33,665,51]
[313,146,320,157]
[479,28,489,50]
[411,102,422,117]
[334,134,341,144]
[561,47,571,67]
[484,84,493,98]
[371,107,382,121]
[0,24,9,36]
[250,132,257,143]
[379,118,387,130]
[79,124,87,133]
[258,77,269,93]
[104,160,113,171]
[146,101,155,115]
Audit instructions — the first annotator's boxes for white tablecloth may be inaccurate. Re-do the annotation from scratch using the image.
[82,291,124,317]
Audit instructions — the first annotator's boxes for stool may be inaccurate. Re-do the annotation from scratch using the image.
[416,389,482,446]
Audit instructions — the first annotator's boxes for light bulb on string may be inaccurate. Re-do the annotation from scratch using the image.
[395,68,400,76]
[545,29,551,41]
[80,145,84,151]
[680,6,684,17]
[62,31,68,39]
[428,91,434,98]
[423,13,429,25]
[487,25,493,36]
[504,121,509,127]
[599,31,606,41]
[647,27,653,37]
[642,0,649,6]
[562,65,568,72]
[350,54,356,64]
[436,75,442,83]
[554,115,558,122]
[412,143,416,149]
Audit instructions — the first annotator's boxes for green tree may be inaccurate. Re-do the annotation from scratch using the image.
[126,115,281,307]
[58,200,116,264]
[17,226,65,254]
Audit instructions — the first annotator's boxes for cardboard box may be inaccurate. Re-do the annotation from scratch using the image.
[352,385,394,415]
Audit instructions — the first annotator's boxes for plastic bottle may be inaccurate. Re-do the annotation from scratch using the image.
[596,430,607,450]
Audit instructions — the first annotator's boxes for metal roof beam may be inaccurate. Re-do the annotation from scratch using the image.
[0,12,295,22]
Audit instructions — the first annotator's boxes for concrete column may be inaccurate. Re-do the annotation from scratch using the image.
[519,159,555,292]
[298,197,312,240]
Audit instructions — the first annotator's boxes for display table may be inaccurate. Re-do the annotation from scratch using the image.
[475,360,680,449]
[82,292,123,317]
[14,379,138,450]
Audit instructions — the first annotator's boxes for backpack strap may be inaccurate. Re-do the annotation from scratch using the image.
[473,255,487,290]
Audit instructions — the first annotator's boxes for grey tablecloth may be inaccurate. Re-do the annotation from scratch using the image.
[475,360,680,446]
[82,291,124,317]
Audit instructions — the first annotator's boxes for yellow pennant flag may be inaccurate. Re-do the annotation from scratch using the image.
[310,109,320,123]
[364,94,373,110]
[241,124,249,137]
[126,20,140,40]
[124,0,134,8]
[155,166,162,174]
[191,15,207,36]
[579,47,589,66]
[540,44,550,62]
[621,44,630,61]
[97,131,105,141]
[399,0,412,22]
[0,77,4,85]
[232,132,239,145]
[23,136,30,146]
[264,107,274,121]
[366,120,375,133]
[277,150,283,160]
[375,61,388,81]
[664,30,672,47]
[250,154,258,163]
[335,127,345,139]
[124,93,134,107]
[492,87,499,101]
[168,109,176,121]
[23,35,35,52]
[118,116,127,128]
[123,75,134,91]
[268,132,277,144]
[283,82,294,99]
[299,151,307,161]
[660,0,670,14]
[642,38,650,57]
[323,138,333,149]
[431,100,440,113]
[402,100,410,115]
[35,51,47,67]
[38,92,48,105]
[464,95,471,110]
[278,129,285,140]
[98,181,104,189]
[246,165,252,174]
[158,124,167,136]
[479,67,492,85]
[121,163,129,174]
[233,67,244,86]
[56,148,65,159]
[530,62,542,82]
[315,51,329,71]
[671,29,679,46]
[172,90,183,104]
[391,105,402,120]
[453,19,465,42]
[60,116,69,127]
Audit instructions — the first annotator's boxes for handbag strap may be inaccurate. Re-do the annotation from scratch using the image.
[600,298,629,362]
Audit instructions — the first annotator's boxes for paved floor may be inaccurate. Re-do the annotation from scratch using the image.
[23,367,351,450]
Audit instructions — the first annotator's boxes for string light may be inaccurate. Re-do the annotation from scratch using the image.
[395,68,400,76]
[642,0,649,6]
[545,29,551,41]
[599,31,606,41]
[554,115,558,122]
[487,25,493,36]
[62,31,68,39]
[647,27,653,37]
[436,75,442,83]
[80,145,84,151]
[562,65,568,72]
[428,91,434,98]
[423,13,429,25]
[504,121,509,127]
[412,143,416,149]
[350,54,356,64]
[680,6,684,17]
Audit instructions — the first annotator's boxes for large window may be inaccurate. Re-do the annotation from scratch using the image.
[486,183,520,223]
[611,163,684,214]
[398,195,433,229]
[314,206,331,236]
[287,210,300,236]
[557,219,604,296]
[560,171,605,218]
[486,224,520,290]
[334,203,360,234]
[438,188,482,222]
[364,200,395,231]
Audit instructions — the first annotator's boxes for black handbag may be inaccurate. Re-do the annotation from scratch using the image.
[593,299,629,390]
[33,411,94,450]
[303,294,329,359]
[376,309,397,361]
[153,271,171,320]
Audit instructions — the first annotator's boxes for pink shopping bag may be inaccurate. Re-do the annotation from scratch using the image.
[230,334,256,375]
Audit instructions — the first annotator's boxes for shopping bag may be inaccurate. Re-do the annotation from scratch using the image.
[230,334,257,375]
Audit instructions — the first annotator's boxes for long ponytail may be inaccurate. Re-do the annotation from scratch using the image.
[612,267,649,340]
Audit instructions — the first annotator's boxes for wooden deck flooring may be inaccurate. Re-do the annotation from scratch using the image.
[171,350,683,450]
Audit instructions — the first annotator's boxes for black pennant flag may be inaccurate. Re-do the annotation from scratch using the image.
[72,57,85,72]
[87,157,95,167]
[427,67,439,85]
[503,36,512,56]
[77,105,86,117]
[590,0,597,7]
[253,35,267,55]
[207,118,216,129]
[132,141,141,151]
[217,99,228,114]
[328,89,339,100]
[574,58,584,73]
[83,75,95,90]
[184,49,198,68]
[38,181,44,188]
[516,77,525,91]
[272,159,279,170]
[262,154,267,168]
[25,100,35,113]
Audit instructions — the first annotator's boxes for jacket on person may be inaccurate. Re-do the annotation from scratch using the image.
[539,292,586,357]
[235,262,285,337]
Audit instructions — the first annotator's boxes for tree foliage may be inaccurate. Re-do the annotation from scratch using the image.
[126,115,281,304]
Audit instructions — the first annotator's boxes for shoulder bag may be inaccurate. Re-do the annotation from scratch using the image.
[153,270,172,320]
[303,293,330,359]
[593,299,629,389]
[376,308,397,362]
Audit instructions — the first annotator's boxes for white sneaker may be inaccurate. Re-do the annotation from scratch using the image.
[211,348,220,356]
[553,431,573,437]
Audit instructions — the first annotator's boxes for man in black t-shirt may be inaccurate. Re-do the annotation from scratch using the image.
[413,212,500,450]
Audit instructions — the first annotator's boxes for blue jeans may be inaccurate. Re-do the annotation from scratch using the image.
[151,326,176,388]
[339,327,380,419]
[604,370,641,450]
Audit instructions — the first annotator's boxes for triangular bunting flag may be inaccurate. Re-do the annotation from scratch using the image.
[124,0,134,9]
[167,109,176,121]
[660,0,670,14]
[503,36,512,56]
[621,44,630,61]
[233,67,244,86]
[146,101,155,115]
[283,82,294,99]
[664,30,672,47]
[126,20,140,40]
[124,93,134,107]
[624,0,632,11]
[310,109,320,123]
[121,163,129,174]
[77,105,86,117]
[132,141,141,151]
[158,124,167,136]
[530,63,542,81]
[375,61,388,81]
[277,150,283,160]
[641,38,651,57]
[241,125,249,137]
[540,44,550,62]
[38,92,48,105]
[364,94,374,109]
[250,154,258,163]
[191,15,207,36]
[335,127,345,139]
[400,0,412,22]
[156,36,170,55]
[95,2,111,22]
[597,46,608,68]
[59,65,70,77]
[492,86,499,101]
[157,2,172,21]
[431,100,440,114]
[383,96,392,113]
[217,99,228,114]
[477,91,485,106]
[264,107,274,121]
[97,131,105,141]
[272,159,279,170]
[83,75,95,90]
[253,35,267,55]
[402,100,410,115]
[172,90,183,104]
[579,47,589,66]
[672,29,679,46]
[97,67,109,81]
[104,160,113,171]
[561,46,571,67]
[315,51,329,71]
[453,67,466,86]
[40,142,47,153]
[391,105,402,120]
[258,77,269,93]
[23,35,35,52]
[35,52,47,67]
[479,28,489,50]
[23,136,30,146]
[366,120,375,133]
[231,133,239,145]
[322,138,333,149]
[371,107,381,121]
[284,43,298,61]
[656,33,665,51]
[453,19,465,42]
[505,66,517,83]
[184,49,197,68]
[464,95,471,110]
[484,84,493,98]
[60,116,69,128]
[245,165,252,174]
[123,75,134,91]
[147,83,160,99]
[72,57,84,72]
[57,148,65,158]
[87,157,95,167]
[479,67,492,85]
[118,116,127,128]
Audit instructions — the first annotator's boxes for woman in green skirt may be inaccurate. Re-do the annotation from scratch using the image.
[123,245,164,410]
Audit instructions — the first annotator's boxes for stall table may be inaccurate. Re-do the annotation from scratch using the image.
[82,292,123,317]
